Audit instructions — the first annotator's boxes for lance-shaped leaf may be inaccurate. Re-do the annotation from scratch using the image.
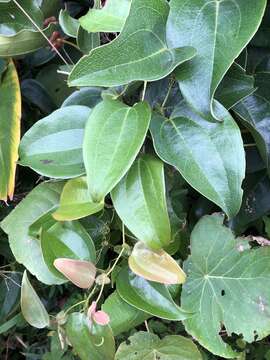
[181,213,270,358]
[41,220,96,279]
[21,271,50,329]
[111,155,171,250]
[59,8,79,38]
[116,267,190,321]
[150,101,245,218]
[68,0,196,87]
[0,60,21,201]
[54,258,96,289]
[115,332,203,360]
[1,182,65,285]
[65,312,115,360]
[166,0,266,120]
[79,0,131,33]
[19,106,91,178]
[129,242,186,285]
[53,177,104,221]
[83,100,151,202]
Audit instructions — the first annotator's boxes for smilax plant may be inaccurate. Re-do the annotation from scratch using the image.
[1,0,270,359]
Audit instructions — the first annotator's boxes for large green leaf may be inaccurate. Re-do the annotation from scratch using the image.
[41,220,96,279]
[1,182,65,285]
[59,8,79,38]
[21,271,50,329]
[0,60,21,201]
[150,101,245,218]
[181,213,270,358]
[65,312,115,360]
[79,0,131,33]
[53,177,104,221]
[166,0,266,120]
[115,332,203,360]
[68,0,196,87]
[111,155,171,250]
[83,99,151,202]
[116,267,190,321]
[102,291,149,336]
[19,106,90,178]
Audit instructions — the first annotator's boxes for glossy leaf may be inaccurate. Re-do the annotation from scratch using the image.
[79,0,131,33]
[129,242,186,285]
[0,60,21,201]
[115,332,203,360]
[150,101,245,218]
[61,87,102,108]
[111,155,171,250]
[182,213,270,358]
[21,271,50,329]
[53,177,104,221]
[68,0,196,87]
[54,258,96,289]
[83,99,151,202]
[65,312,115,360]
[102,292,149,336]
[116,267,190,321]
[59,8,79,38]
[1,182,65,285]
[167,0,266,120]
[19,106,90,178]
[41,220,96,279]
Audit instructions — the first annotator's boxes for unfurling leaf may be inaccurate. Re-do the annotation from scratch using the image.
[129,242,186,284]
[54,258,96,289]
[21,271,50,329]
[88,301,110,326]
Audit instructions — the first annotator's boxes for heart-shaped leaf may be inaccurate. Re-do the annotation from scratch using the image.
[53,177,104,221]
[129,241,186,285]
[182,213,270,358]
[116,267,190,321]
[21,271,50,329]
[79,0,131,33]
[19,106,90,178]
[166,0,266,120]
[150,101,245,218]
[111,155,171,250]
[0,60,21,201]
[83,99,151,202]
[115,332,203,360]
[68,0,196,87]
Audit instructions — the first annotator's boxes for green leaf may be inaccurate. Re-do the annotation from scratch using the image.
[116,266,190,321]
[19,106,90,179]
[53,177,104,221]
[150,101,245,219]
[77,26,100,54]
[21,271,50,329]
[0,273,21,323]
[181,213,270,358]
[61,87,102,108]
[83,99,151,202]
[115,332,203,360]
[41,220,96,279]
[79,0,131,33]
[102,291,149,336]
[0,60,21,201]
[59,8,79,38]
[65,312,115,360]
[0,313,25,335]
[167,0,266,120]
[68,0,196,87]
[1,182,65,285]
[111,155,171,250]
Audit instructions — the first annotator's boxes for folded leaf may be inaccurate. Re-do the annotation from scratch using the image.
[19,106,90,178]
[59,8,79,38]
[167,0,266,120]
[83,99,151,202]
[0,60,21,201]
[182,213,270,357]
[21,271,50,329]
[111,155,171,250]
[53,177,104,221]
[68,0,196,87]
[150,101,245,218]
